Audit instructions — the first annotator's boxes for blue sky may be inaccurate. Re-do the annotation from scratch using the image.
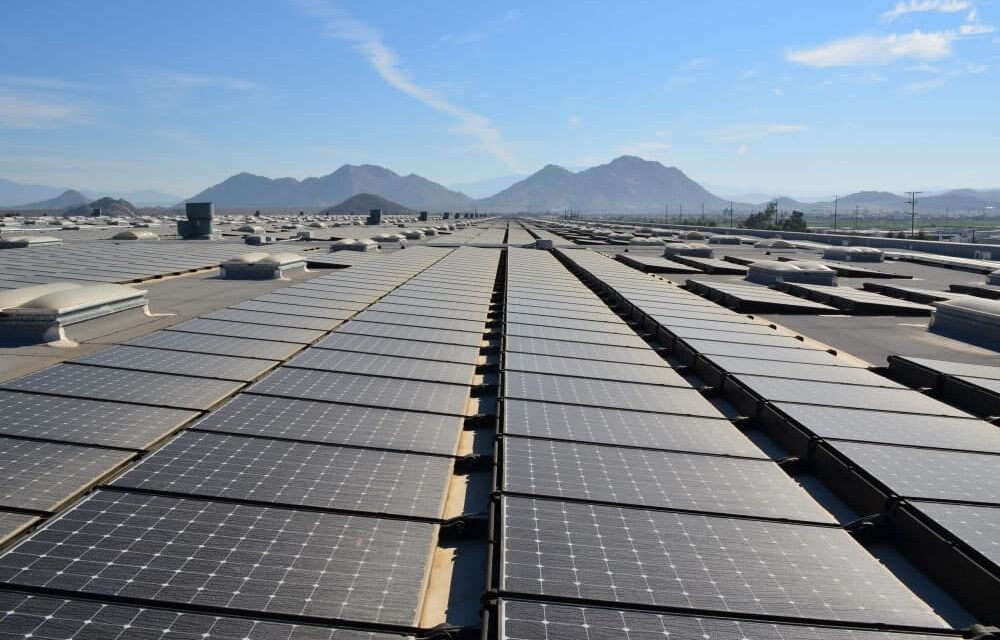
[1,0,997,198]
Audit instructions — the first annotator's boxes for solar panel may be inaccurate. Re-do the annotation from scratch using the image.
[203,309,343,332]
[314,333,481,364]
[896,357,1000,381]
[732,376,972,417]
[682,339,855,366]
[502,437,834,522]
[505,313,636,335]
[0,512,38,547]
[671,327,817,349]
[498,599,952,640]
[910,501,1000,569]
[74,345,277,382]
[506,305,619,325]
[504,353,685,387]
[829,441,1000,504]
[0,390,197,449]
[126,330,302,361]
[168,318,324,344]
[194,395,462,455]
[386,294,487,313]
[339,322,485,347]
[249,368,471,415]
[500,497,944,627]
[0,592,411,640]
[505,372,720,417]
[372,302,488,322]
[232,301,355,320]
[772,403,1000,453]
[0,437,133,512]
[0,491,435,626]
[705,356,903,388]
[352,310,485,334]
[256,292,369,312]
[286,349,476,386]
[1,364,242,411]
[503,400,763,457]
[504,336,665,367]
[282,286,376,304]
[112,431,451,519]
[505,324,649,349]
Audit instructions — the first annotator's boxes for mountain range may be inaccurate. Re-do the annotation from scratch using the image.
[0,178,180,208]
[321,193,413,214]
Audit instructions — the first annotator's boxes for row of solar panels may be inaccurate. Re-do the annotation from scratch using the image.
[485,247,953,639]
[558,247,1000,625]
[888,355,1000,418]
[0,246,502,637]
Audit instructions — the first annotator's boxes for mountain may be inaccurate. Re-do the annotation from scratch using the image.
[0,178,65,207]
[320,193,413,214]
[480,156,730,213]
[83,189,182,207]
[65,197,139,217]
[449,174,527,199]
[12,189,89,210]
[186,164,474,209]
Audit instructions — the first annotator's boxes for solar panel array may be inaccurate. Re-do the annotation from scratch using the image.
[556,245,999,626]
[0,245,503,636]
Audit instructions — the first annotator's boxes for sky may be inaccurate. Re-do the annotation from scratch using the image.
[1,0,997,199]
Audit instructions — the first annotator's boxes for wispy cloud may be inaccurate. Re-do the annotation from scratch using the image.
[788,30,955,67]
[133,70,258,92]
[615,141,670,156]
[967,62,989,73]
[0,75,95,91]
[0,88,90,129]
[882,0,970,22]
[567,115,583,129]
[903,76,949,92]
[296,0,521,172]
[736,144,749,155]
[704,123,807,143]
[960,22,995,34]
[684,57,711,70]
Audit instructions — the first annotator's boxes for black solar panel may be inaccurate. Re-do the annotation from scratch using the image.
[505,313,635,335]
[126,330,302,360]
[257,292,369,311]
[0,511,37,546]
[772,403,1000,453]
[504,353,685,386]
[505,372,719,417]
[0,491,434,626]
[287,349,476,386]
[0,592,411,639]
[910,501,1000,568]
[500,497,944,627]
[168,318,324,344]
[249,368,471,415]
[353,310,485,334]
[372,302,488,322]
[505,324,649,349]
[0,437,133,512]
[830,441,1000,504]
[503,400,763,457]
[502,437,833,522]
[706,356,902,388]
[499,599,951,640]
[504,336,665,366]
[204,309,343,331]
[233,301,355,320]
[1,363,242,411]
[314,333,481,364]
[683,340,832,362]
[0,390,197,449]
[338,322,485,347]
[111,431,451,519]
[74,345,277,382]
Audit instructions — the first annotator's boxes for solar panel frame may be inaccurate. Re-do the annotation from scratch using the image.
[503,336,666,366]
[503,352,686,387]
[313,333,481,364]
[125,330,303,360]
[0,511,38,547]
[286,348,476,386]
[167,318,325,344]
[232,301,356,320]
[73,345,278,382]
[203,309,344,331]
[504,324,649,349]
[352,310,486,334]
[338,321,485,347]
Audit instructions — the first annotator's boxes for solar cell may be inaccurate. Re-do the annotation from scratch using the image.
[255,292,369,312]
[682,339,855,366]
[203,309,343,331]
[286,349,476,386]
[233,301,356,320]
[505,313,636,335]
[352,310,485,334]
[384,294,487,313]
[0,512,38,547]
[504,336,665,366]
[74,345,277,382]
[829,441,1000,504]
[168,318,324,344]
[502,437,834,522]
[0,437,133,512]
[249,368,471,415]
[500,497,944,627]
[194,395,462,455]
[1,364,242,411]
[0,390,197,449]
[670,327,816,349]
[0,491,434,626]
[705,356,904,388]
[126,331,302,360]
[504,353,685,386]
[314,333,481,364]
[896,357,1000,381]
[505,324,649,349]
[909,501,1000,569]
[499,600,952,640]
[339,322,485,347]
[0,592,411,640]
[112,431,451,519]
[504,372,719,417]
[371,302,488,321]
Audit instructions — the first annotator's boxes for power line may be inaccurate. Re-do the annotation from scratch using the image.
[905,190,922,237]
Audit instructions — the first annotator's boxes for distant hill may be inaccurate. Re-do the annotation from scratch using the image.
[66,197,139,217]
[320,193,413,214]
[0,178,66,208]
[14,189,89,210]
[480,156,730,213]
[186,164,474,209]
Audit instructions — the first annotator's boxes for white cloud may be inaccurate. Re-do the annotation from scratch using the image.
[296,0,521,172]
[615,141,670,156]
[967,62,989,73]
[737,144,749,155]
[567,115,583,129]
[960,22,995,34]
[0,75,94,91]
[741,68,759,79]
[788,30,955,67]
[705,123,807,142]
[903,77,948,92]
[684,57,710,70]
[882,0,970,22]
[136,70,258,92]
[0,88,90,129]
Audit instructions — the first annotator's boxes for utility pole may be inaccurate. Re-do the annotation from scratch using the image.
[854,205,860,232]
[906,190,922,237]
[730,201,734,228]
[833,195,839,232]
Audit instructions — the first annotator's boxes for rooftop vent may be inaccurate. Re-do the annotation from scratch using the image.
[747,260,837,286]
[930,297,1000,350]
[330,238,378,252]
[177,202,218,240]
[0,235,63,249]
[823,246,884,262]
[988,269,1000,286]
[112,229,159,241]
[663,242,713,258]
[221,252,307,279]
[708,235,742,245]
[755,238,796,250]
